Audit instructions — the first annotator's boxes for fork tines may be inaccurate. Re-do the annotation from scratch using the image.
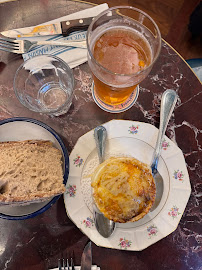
[0,36,19,53]
[58,257,75,270]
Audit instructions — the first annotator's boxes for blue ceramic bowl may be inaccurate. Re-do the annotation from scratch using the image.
[0,117,69,220]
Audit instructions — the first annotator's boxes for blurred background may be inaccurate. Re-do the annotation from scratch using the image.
[0,0,202,65]
[86,0,202,61]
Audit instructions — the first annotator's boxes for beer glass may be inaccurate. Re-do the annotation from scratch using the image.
[87,6,161,112]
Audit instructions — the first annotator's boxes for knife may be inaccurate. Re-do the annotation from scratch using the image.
[81,241,92,270]
[1,17,94,38]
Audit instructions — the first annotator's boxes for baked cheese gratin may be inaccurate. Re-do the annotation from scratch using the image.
[91,157,156,223]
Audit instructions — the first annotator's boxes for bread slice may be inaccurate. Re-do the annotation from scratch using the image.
[0,140,66,205]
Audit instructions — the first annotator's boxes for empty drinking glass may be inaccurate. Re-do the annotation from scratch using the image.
[14,55,74,116]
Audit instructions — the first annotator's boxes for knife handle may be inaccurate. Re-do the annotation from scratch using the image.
[61,17,94,36]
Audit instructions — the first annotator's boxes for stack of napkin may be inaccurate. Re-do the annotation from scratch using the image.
[2,3,108,68]
[50,266,100,270]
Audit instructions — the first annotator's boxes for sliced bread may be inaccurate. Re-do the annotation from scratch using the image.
[0,140,66,205]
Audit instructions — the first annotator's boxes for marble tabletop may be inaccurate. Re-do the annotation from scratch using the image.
[0,0,201,269]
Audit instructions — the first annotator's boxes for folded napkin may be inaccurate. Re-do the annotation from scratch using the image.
[0,0,16,2]
[49,266,100,270]
[2,4,108,68]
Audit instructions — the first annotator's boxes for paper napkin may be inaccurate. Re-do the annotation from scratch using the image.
[2,4,108,68]
[49,266,100,270]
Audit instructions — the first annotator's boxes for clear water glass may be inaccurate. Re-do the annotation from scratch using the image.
[14,55,74,116]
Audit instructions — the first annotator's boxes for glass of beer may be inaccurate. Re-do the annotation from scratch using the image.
[87,6,161,111]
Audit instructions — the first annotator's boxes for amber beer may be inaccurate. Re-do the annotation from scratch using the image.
[87,6,161,108]
[92,28,152,105]
[92,72,137,105]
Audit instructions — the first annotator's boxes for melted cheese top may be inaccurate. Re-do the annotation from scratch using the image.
[91,157,156,223]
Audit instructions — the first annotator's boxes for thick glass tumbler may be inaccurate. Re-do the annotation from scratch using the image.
[87,6,161,108]
[14,55,74,116]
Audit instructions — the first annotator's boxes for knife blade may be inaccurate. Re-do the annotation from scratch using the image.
[1,17,94,38]
[81,241,92,270]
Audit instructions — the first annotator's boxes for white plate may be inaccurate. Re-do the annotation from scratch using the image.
[64,120,191,251]
[0,117,69,220]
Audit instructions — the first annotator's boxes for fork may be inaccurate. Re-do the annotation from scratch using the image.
[58,258,75,270]
[0,36,87,54]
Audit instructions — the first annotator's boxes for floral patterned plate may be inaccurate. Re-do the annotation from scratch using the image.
[63,120,191,251]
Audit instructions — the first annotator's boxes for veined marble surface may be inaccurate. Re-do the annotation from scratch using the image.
[0,1,201,269]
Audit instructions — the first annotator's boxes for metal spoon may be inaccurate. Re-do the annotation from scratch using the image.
[93,126,116,238]
[150,89,178,211]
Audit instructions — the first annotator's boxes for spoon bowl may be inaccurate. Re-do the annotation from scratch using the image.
[93,126,116,238]
[93,204,116,238]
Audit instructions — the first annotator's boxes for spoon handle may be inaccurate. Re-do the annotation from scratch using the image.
[151,89,178,172]
[94,126,107,164]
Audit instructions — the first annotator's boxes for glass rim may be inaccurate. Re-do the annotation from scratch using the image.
[87,5,162,77]
[13,54,75,114]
